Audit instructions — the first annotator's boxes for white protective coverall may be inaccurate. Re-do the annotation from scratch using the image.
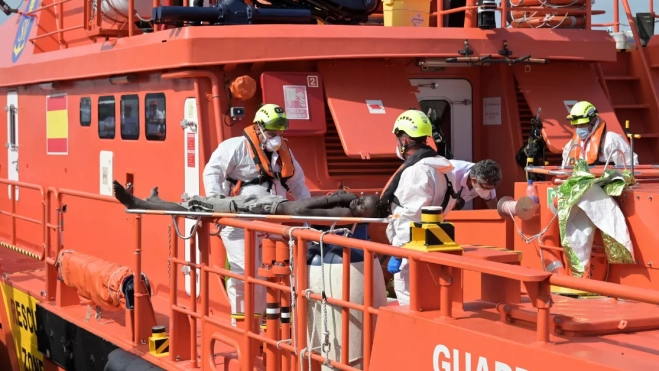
[561,130,639,168]
[386,156,455,306]
[202,136,311,315]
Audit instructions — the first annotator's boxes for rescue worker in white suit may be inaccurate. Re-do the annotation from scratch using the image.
[202,103,311,320]
[378,109,459,306]
[561,101,639,167]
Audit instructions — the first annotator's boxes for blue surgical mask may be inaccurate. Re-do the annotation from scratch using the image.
[576,127,590,140]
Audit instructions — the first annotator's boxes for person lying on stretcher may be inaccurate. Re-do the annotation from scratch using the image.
[112,180,380,218]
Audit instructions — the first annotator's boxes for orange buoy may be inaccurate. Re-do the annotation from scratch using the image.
[509,0,587,5]
[509,0,587,29]
[510,15,586,28]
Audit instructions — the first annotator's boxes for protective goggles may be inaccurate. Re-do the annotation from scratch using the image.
[261,117,289,131]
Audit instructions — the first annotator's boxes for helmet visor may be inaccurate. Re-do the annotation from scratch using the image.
[262,116,289,131]
[567,114,591,126]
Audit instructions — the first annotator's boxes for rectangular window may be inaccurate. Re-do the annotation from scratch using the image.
[8,105,16,150]
[145,93,166,141]
[98,96,116,139]
[120,94,140,140]
[80,97,91,127]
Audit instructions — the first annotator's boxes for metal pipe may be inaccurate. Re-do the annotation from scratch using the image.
[189,228,198,368]
[133,214,142,346]
[602,148,628,172]
[563,142,584,168]
[161,70,225,145]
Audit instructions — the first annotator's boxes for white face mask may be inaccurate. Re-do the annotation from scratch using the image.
[474,184,491,199]
[260,130,282,151]
[395,144,405,161]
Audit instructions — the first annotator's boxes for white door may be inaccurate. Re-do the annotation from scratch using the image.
[6,91,18,200]
[409,79,473,207]
[183,98,201,298]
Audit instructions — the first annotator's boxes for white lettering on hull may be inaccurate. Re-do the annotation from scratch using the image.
[433,344,529,371]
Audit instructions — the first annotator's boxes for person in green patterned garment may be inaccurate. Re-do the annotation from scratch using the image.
[554,159,635,277]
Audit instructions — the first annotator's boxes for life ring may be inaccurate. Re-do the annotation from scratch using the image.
[510,15,586,28]
[509,0,587,6]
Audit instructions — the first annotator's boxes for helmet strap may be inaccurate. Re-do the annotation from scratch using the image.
[396,137,408,158]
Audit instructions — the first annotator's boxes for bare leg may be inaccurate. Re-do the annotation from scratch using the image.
[113,181,187,211]
[145,187,161,202]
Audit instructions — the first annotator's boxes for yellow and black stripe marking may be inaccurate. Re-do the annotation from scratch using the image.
[148,325,169,357]
[0,241,41,260]
[404,221,462,253]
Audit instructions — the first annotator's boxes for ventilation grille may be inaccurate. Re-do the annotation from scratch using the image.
[324,106,401,177]
[516,81,563,165]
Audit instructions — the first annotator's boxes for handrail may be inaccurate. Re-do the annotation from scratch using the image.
[0,179,46,261]
[435,2,604,28]
[620,0,659,121]
[5,181,659,369]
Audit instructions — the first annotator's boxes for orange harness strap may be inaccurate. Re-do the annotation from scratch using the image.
[568,120,607,166]
[230,126,295,196]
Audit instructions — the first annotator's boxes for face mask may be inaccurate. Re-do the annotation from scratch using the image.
[260,129,282,151]
[265,135,282,151]
[576,127,590,140]
[395,145,405,161]
[474,184,491,199]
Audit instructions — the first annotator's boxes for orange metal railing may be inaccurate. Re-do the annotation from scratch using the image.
[4,182,659,369]
[436,0,604,29]
[133,210,659,371]
[0,179,47,260]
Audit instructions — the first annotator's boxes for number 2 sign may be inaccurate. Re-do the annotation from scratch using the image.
[307,75,319,88]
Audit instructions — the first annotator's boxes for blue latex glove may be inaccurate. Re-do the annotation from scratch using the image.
[387,257,403,274]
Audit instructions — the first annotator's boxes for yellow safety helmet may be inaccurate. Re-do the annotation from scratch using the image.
[254,103,289,131]
[567,101,598,126]
[392,109,433,138]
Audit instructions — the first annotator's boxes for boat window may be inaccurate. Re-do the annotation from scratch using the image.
[98,96,116,139]
[419,99,453,159]
[145,93,166,141]
[80,97,91,127]
[120,94,140,140]
[8,104,16,150]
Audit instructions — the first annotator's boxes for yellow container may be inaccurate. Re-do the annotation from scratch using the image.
[383,0,431,27]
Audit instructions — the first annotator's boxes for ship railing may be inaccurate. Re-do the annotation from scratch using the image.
[125,209,659,371]
[0,179,47,261]
[436,0,604,29]
[23,0,84,49]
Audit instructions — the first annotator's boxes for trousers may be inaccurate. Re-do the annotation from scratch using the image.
[221,225,267,316]
[393,258,410,306]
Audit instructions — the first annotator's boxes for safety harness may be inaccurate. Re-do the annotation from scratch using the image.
[567,120,607,166]
[227,125,295,196]
[380,146,458,214]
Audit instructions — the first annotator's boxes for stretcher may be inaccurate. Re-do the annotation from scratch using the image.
[124,208,389,224]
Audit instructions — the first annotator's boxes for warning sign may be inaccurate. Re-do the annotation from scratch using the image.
[411,13,424,27]
[1,282,44,371]
[283,85,310,120]
[187,132,195,168]
[366,100,386,114]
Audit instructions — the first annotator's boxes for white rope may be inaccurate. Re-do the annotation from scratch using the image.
[295,226,352,371]
[501,201,557,244]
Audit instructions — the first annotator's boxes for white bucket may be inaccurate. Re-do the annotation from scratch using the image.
[307,247,388,370]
